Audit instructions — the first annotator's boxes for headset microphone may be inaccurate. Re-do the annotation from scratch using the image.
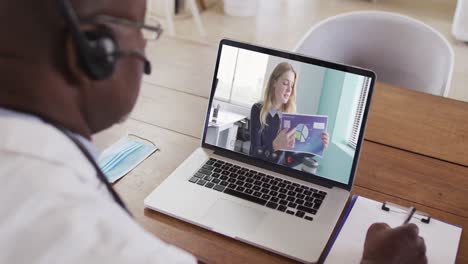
[112,51,152,75]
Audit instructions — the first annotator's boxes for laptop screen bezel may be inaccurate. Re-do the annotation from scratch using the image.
[201,39,376,191]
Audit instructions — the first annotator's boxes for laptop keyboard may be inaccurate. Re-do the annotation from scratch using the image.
[188,158,327,222]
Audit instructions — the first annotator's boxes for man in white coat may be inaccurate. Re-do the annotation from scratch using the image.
[0,0,427,263]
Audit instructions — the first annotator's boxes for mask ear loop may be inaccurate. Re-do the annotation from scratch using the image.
[128,133,157,148]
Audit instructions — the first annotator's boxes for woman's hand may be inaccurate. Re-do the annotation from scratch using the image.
[273,128,296,152]
[321,132,329,149]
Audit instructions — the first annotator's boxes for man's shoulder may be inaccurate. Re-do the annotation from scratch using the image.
[0,116,96,178]
[0,151,197,264]
[0,150,98,193]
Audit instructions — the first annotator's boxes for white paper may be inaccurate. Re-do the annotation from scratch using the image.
[325,196,462,264]
[313,122,326,130]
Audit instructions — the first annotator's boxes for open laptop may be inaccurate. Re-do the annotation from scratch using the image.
[145,39,376,263]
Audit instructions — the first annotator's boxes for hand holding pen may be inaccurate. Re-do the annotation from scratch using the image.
[361,206,427,264]
[403,207,417,225]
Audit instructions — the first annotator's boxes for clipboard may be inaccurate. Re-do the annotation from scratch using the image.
[323,195,462,264]
[381,201,431,224]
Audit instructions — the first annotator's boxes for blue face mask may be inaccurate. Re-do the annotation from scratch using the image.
[97,136,158,183]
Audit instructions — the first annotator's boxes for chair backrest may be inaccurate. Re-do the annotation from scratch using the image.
[294,11,454,96]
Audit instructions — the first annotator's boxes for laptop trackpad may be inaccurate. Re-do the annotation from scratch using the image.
[202,199,267,236]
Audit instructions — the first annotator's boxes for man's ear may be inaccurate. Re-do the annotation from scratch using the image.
[64,34,90,85]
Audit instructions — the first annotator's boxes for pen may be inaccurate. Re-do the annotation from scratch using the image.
[403,207,416,225]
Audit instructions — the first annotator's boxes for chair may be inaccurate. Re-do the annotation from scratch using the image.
[147,0,206,37]
[453,0,468,42]
[294,11,454,97]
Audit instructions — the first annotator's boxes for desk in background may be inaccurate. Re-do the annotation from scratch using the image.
[205,109,246,151]
[109,82,468,263]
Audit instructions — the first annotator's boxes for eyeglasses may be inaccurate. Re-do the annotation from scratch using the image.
[83,14,163,41]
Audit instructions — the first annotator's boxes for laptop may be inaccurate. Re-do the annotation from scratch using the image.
[144,39,376,263]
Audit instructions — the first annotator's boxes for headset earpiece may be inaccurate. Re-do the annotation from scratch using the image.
[59,0,118,81]
[81,28,118,80]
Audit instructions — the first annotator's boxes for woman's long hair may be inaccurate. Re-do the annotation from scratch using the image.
[259,62,297,130]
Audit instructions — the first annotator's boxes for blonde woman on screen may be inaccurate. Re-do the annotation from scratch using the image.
[250,62,329,166]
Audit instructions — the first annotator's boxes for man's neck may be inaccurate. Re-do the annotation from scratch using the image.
[0,59,93,139]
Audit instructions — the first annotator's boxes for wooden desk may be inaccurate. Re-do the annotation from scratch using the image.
[206,109,246,151]
[111,82,468,263]
[366,83,468,166]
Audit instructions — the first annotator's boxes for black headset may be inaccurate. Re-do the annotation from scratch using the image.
[59,0,119,80]
[56,0,133,215]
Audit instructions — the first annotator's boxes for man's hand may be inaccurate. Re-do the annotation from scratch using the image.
[361,223,427,264]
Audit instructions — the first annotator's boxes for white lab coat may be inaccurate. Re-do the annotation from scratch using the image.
[0,114,196,264]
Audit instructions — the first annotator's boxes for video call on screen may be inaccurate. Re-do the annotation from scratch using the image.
[205,45,371,185]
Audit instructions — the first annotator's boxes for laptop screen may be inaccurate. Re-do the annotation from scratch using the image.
[203,40,374,188]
